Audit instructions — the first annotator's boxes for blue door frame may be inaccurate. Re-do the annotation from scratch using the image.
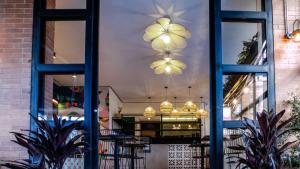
[30,0,99,168]
[209,0,275,168]
[30,0,275,169]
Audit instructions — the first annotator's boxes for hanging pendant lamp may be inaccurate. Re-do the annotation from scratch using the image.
[171,97,181,117]
[150,57,186,75]
[160,86,173,114]
[143,17,191,51]
[196,97,208,118]
[182,86,198,113]
[144,97,156,120]
[156,48,183,58]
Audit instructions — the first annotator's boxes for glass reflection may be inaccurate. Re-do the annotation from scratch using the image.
[223,73,268,120]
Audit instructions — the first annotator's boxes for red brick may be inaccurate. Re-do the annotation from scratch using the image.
[6,0,25,4]
[0,0,299,162]
[15,3,32,8]
[0,4,15,8]
[5,8,25,14]
[273,0,300,112]
[4,18,23,23]
[0,0,33,160]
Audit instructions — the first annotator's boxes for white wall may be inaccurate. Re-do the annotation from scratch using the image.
[221,0,261,11]
[56,0,86,9]
[109,88,123,129]
[222,0,262,65]
[146,144,169,169]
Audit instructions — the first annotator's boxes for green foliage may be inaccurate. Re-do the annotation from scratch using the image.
[290,147,300,166]
[236,33,258,64]
[229,110,298,169]
[223,33,258,97]
[286,93,300,130]
[0,114,84,169]
[281,93,300,167]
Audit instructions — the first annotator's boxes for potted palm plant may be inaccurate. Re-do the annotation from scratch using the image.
[229,110,299,169]
[0,114,84,169]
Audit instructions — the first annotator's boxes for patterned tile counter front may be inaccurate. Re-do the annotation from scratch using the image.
[168,144,195,169]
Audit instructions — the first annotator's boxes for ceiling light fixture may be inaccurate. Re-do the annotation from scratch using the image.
[144,97,156,120]
[243,87,250,94]
[182,86,198,113]
[291,20,300,42]
[143,17,191,51]
[196,97,208,118]
[149,4,186,23]
[232,99,238,105]
[160,34,171,44]
[150,57,186,75]
[160,86,173,114]
[171,97,181,117]
[163,117,197,121]
[53,52,56,59]
[165,65,172,73]
[284,0,300,42]
[157,48,183,58]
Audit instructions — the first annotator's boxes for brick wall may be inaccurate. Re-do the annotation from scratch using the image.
[44,0,55,118]
[0,0,299,162]
[273,0,300,111]
[0,0,33,160]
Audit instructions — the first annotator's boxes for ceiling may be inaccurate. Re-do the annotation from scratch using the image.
[53,0,210,103]
[99,0,210,102]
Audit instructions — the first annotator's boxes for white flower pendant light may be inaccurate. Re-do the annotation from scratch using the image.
[150,57,186,75]
[143,17,191,51]
[156,48,183,58]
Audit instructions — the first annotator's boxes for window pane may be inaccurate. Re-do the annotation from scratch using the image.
[223,73,268,120]
[64,129,84,168]
[43,21,86,64]
[222,22,266,65]
[223,128,245,169]
[221,0,262,11]
[46,0,86,9]
[39,74,84,120]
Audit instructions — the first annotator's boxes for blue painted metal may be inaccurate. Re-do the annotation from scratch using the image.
[210,0,275,168]
[83,0,100,168]
[31,0,275,168]
[221,11,267,22]
[222,65,268,74]
[39,9,87,20]
[265,0,276,112]
[36,64,85,74]
[209,0,223,168]
[30,0,42,131]
[223,121,260,129]
[31,0,100,168]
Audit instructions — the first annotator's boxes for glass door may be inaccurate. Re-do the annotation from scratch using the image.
[209,0,275,168]
[30,0,99,168]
